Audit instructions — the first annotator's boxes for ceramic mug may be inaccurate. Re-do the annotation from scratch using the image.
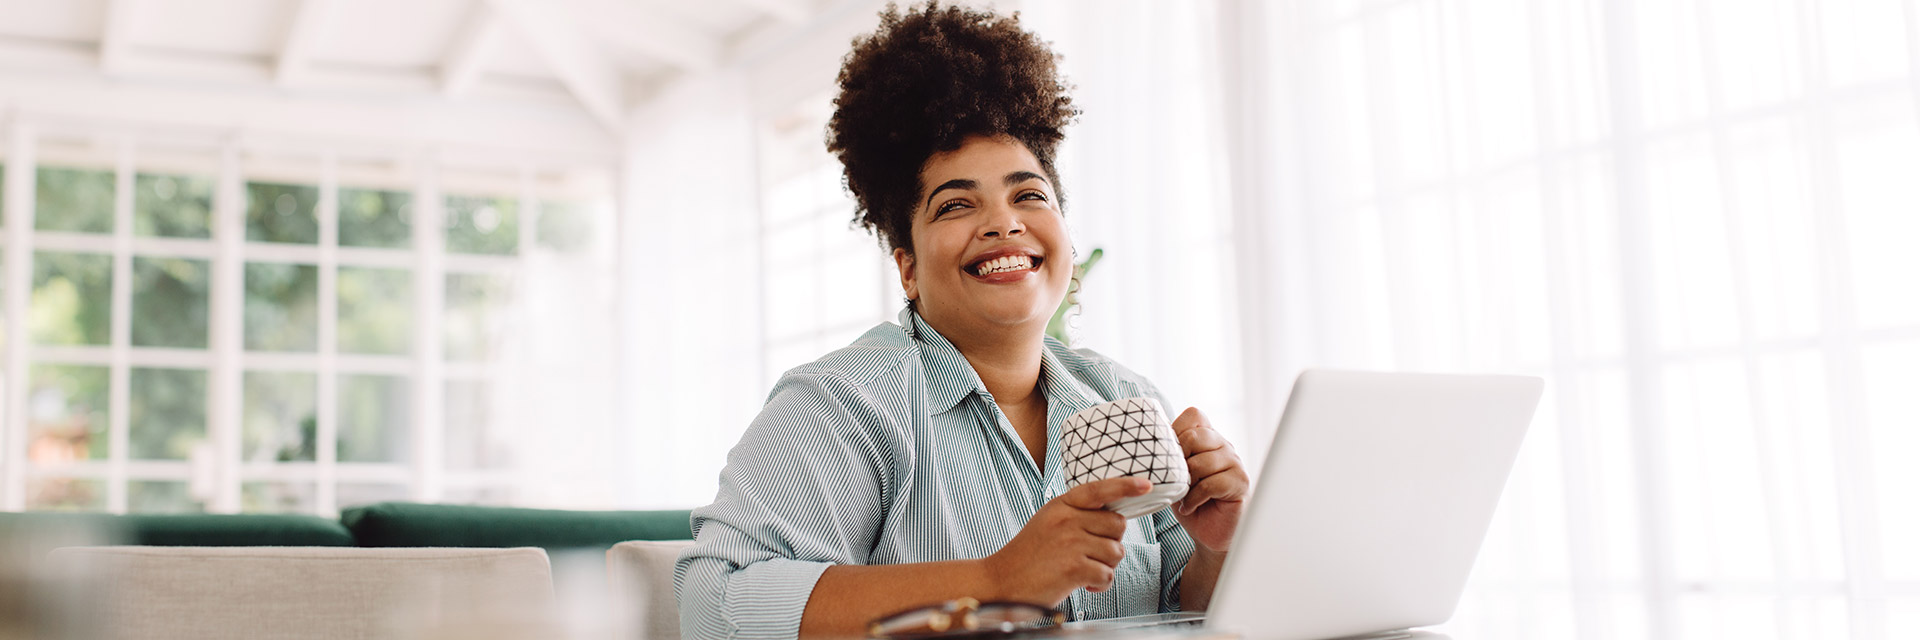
[1062,397,1190,518]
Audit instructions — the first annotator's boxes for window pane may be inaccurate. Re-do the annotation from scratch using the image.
[129,481,205,514]
[31,251,111,346]
[443,486,514,506]
[536,200,594,252]
[340,374,409,463]
[245,181,320,244]
[131,257,209,348]
[446,379,509,471]
[28,364,108,462]
[244,262,319,351]
[338,483,409,510]
[27,477,104,511]
[445,194,518,255]
[242,371,316,462]
[241,482,314,514]
[134,173,213,238]
[35,166,114,234]
[339,187,411,248]
[444,273,513,362]
[130,367,206,461]
[338,266,411,355]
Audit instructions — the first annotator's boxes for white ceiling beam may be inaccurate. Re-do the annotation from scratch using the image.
[98,0,144,73]
[488,0,629,135]
[728,0,811,23]
[440,7,505,97]
[562,0,721,72]
[277,0,337,85]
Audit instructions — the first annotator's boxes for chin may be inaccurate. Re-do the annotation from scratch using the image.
[970,296,1056,328]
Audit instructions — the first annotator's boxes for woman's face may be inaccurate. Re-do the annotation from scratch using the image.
[894,135,1073,340]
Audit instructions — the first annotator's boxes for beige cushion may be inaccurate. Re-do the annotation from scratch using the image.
[50,546,555,640]
[607,539,696,640]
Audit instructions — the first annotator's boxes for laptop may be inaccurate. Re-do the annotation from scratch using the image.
[1068,369,1544,640]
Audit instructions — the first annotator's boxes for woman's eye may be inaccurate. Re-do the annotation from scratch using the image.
[1017,191,1048,203]
[937,200,970,215]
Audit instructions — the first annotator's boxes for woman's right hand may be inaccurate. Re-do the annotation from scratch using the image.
[983,476,1151,606]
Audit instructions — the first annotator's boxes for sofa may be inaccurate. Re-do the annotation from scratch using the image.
[0,501,695,550]
[0,503,697,640]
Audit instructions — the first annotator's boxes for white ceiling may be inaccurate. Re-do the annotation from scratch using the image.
[0,0,835,134]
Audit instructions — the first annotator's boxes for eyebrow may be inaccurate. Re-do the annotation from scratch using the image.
[922,171,1052,209]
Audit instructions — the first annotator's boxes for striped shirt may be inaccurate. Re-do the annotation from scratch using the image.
[675,308,1196,640]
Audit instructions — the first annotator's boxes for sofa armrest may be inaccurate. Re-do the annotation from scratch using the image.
[608,539,697,640]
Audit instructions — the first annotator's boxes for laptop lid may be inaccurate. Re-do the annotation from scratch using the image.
[1206,370,1543,640]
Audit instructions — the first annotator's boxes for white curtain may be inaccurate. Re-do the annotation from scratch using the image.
[1024,0,1919,638]
[629,1,1916,634]
[1021,1,1252,451]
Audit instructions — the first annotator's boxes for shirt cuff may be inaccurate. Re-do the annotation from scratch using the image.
[724,557,835,640]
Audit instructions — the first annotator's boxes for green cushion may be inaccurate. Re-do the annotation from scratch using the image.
[340,502,693,551]
[0,512,353,547]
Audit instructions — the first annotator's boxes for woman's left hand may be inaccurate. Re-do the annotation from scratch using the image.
[1170,407,1250,553]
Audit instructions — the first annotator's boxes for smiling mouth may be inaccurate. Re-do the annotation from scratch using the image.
[966,254,1043,277]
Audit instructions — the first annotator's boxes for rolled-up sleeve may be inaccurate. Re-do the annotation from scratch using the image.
[675,369,904,640]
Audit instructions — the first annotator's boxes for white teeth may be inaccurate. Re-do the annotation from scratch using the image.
[974,255,1034,276]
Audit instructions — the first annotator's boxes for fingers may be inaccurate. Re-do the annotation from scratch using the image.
[1073,508,1128,540]
[1178,472,1251,514]
[1171,407,1209,435]
[1177,421,1230,456]
[1184,449,1239,479]
[1075,540,1125,593]
[1079,563,1117,593]
[1062,476,1150,510]
[1085,538,1126,566]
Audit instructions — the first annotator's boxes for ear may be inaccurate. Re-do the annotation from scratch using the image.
[892,247,918,302]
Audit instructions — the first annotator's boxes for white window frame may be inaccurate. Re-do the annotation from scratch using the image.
[0,120,597,516]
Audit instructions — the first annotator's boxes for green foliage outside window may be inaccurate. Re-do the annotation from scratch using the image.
[16,167,568,513]
[35,167,114,234]
[537,201,594,252]
[445,195,518,255]
[245,182,320,244]
[242,372,317,463]
[241,482,314,514]
[339,374,409,463]
[132,257,210,348]
[339,187,412,248]
[31,252,112,346]
[244,262,319,351]
[135,173,214,238]
[338,267,412,355]
[130,481,204,514]
[29,478,104,511]
[28,364,110,461]
[130,367,206,460]
[444,273,514,362]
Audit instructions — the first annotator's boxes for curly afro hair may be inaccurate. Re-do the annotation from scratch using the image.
[827,1,1079,254]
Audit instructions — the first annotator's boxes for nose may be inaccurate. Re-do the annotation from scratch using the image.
[979,203,1025,239]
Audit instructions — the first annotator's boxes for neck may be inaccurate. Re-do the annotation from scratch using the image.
[926,312,1047,408]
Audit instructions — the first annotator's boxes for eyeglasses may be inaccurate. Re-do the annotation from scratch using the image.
[868,598,1067,639]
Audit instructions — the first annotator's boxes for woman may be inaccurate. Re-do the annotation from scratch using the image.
[675,4,1249,639]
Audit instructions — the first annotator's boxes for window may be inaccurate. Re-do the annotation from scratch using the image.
[755,96,901,392]
[2,130,614,515]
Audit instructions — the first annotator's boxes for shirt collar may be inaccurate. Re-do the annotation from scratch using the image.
[1038,341,1100,423]
[903,307,986,414]
[901,307,1103,419]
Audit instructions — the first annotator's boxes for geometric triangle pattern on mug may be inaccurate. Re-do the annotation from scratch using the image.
[1063,397,1190,489]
